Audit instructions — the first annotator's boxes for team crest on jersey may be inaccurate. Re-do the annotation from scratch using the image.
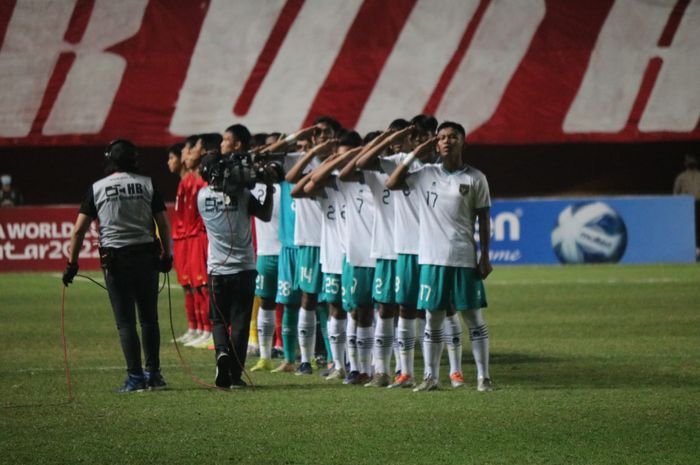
[459,184,470,195]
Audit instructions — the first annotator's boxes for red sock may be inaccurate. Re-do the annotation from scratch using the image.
[184,289,196,330]
[274,304,283,347]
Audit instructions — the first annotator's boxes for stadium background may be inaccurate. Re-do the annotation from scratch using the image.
[0,0,698,205]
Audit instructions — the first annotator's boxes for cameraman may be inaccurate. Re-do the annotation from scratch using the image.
[198,146,276,388]
[63,140,172,392]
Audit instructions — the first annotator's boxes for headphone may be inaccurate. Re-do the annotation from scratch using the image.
[105,139,137,160]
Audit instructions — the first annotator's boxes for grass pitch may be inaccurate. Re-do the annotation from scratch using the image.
[1,264,699,465]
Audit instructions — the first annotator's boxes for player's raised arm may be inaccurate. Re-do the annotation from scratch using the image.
[262,125,317,154]
[385,136,436,190]
[356,126,413,169]
[310,146,362,184]
[285,139,336,183]
[337,148,368,181]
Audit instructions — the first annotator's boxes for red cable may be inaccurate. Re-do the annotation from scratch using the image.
[60,285,74,402]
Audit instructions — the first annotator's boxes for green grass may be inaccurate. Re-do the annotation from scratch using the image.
[1,265,699,465]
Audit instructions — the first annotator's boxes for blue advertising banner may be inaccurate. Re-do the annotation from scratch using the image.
[486,196,696,265]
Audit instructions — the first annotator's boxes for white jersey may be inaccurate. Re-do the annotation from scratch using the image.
[197,186,256,275]
[380,153,425,255]
[406,164,490,268]
[362,170,396,260]
[293,156,324,247]
[318,176,347,274]
[337,180,375,268]
[252,183,281,256]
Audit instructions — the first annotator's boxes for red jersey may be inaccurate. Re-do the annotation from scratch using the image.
[181,172,207,238]
[172,175,189,240]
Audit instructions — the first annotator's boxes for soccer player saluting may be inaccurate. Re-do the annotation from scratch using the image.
[284,116,342,375]
[386,121,494,392]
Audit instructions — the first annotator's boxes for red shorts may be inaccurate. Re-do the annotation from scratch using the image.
[188,233,208,287]
[172,238,189,286]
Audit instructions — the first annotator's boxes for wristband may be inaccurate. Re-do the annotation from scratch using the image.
[284,134,296,143]
[401,151,416,167]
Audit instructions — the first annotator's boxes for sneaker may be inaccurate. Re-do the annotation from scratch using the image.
[413,375,440,392]
[388,373,414,389]
[477,377,494,392]
[364,373,390,388]
[184,331,208,347]
[271,361,296,373]
[343,370,360,385]
[295,362,313,376]
[215,352,232,388]
[117,373,146,393]
[271,346,284,359]
[230,378,247,389]
[144,370,167,390]
[352,372,371,385]
[192,335,214,349]
[324,367,346,381]
[250,358,274,372]
[450,371,465,388]
[175,328,197,343]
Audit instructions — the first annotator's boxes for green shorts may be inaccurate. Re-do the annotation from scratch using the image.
[255,255,279,299]
[417,265,487,312]
[294,245,323,294]
[319,273,342,304]
[395,253,420,307]
[373,258,397,304]
[276,246,301,305]
[341,258,374,311]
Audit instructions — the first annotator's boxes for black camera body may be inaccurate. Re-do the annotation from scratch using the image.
[202,151,285,196]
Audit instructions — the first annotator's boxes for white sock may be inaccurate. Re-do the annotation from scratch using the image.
[462,310,490,380]
[444,313,463,375]
[373,317,395,375]
[416,316,426,346]
[329,317,347,371]
[298,307,316,364]
[393,327,402,375]
[396,317,416,378]
[257,308,276,360]
[424,311,446,379]
[347,317,358,373]
[356,326,374,375]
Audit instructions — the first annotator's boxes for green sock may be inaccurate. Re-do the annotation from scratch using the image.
[282,305,299,363]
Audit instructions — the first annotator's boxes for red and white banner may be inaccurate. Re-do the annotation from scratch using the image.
[0,0,698,147]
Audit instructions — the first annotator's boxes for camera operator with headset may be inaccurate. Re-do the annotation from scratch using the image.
[198,126,281,388]
[63,139,173,392]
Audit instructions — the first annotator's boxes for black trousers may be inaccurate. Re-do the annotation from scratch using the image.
[208,270,256,382]
[103,247,160,376]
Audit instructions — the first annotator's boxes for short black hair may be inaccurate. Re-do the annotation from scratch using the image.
[339,130,362,148]
[388,118,410,131]
[363,131,382,145]
[410,114,438,134]
[436,121,466,138]
[105,139,138,173]
[199,133,223,153]
[224,124,252,151]
[313,115,342,134]
[185,134,200,149]
[168,142,185,158]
